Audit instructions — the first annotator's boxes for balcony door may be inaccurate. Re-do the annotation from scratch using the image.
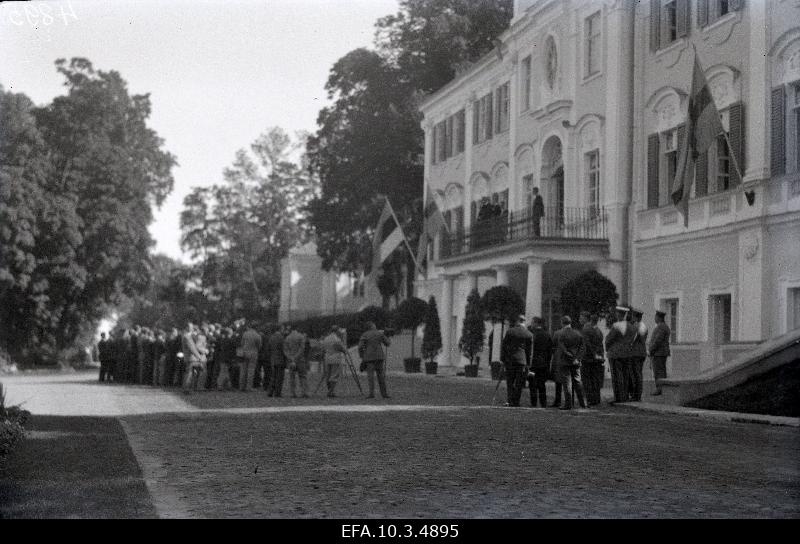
[541,136,565,233]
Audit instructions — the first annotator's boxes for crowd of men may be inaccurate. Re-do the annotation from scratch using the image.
[95,320,394,399]
[501,306,671,409]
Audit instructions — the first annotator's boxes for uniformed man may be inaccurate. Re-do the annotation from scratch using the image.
[552,316,586,410]
[501,314,533,407]
[649,310,671,396]
[579,311,605,406]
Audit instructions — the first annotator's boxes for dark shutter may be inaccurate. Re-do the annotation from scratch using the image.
[443,210,452,231]
[677,123,686,149]
[473,101,480,145]
[730,0,744,11]
[728,102,744,186]
[698,0,709,27]
[771,86,786,176]
[695,152,708,196]
[650,0,661,51]
[647,133,660,208]
[454,206,464,232]
[676,0,689,38]
[470,201,477,223]
[486,93,494,140]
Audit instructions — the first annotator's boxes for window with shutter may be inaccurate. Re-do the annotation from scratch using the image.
[445,116,453,159]
[650,0,661,52]
[455,110,465,154]
[771,86,786,176]
[485,93,494,141]
[676,0,689,39]
[473,101,480,145]
[696,152,709,196]
[727,102,744,185]
[662,0,678,46]
[647,134,660,208]
[698,0,709,27]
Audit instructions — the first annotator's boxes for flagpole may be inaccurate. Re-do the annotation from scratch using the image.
[385,198,424,277]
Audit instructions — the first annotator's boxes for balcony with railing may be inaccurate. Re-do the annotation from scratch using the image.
[439,206,608,259]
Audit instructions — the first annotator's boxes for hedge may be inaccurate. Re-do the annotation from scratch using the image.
[281,306,394,348]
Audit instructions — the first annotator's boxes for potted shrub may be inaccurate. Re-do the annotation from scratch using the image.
[480,285,524,380]
[458,288,485,378]
[421,296,442,375]
[394,297,428,373]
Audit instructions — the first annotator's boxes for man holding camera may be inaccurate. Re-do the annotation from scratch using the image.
[501,314,533,408]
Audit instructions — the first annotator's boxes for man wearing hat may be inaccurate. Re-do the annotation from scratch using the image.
[629,309,649,402]
[649,310,671,395]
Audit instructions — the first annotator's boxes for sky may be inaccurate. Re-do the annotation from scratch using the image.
[0,0,399,261]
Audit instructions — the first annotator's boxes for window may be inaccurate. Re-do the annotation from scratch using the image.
[521,56,532,111]
[663,0,678,43]
[717,0,730,17]
[709,294,732,344]
[716,135,731,192]
[586,150,600,215]
[455,109,465,154]
[473,93,493,145]
[663,129,679,207]
[651,0,688,51]
[794,84,800,172]
[496,83,510,133]
[545,37,558,90]
[444,116,453,159]
[661,298,679,344]
[585,12,601,77]
[790,288,800,331]
[523,173,535,207]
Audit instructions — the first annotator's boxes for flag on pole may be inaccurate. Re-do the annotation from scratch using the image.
[370,198,406,278]
[671,49,726,226]
[416,188,449,266]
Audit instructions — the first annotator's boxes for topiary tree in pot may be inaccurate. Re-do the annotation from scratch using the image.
[480,285,524,379]
[458,288,485,377]
[421,296,442,374]
[393,296,428,372]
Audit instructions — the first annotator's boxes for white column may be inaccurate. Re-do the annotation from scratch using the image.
[743,0,770,184]
[525,257,547,319]
[440,274,455,366]
[493,265,510,286]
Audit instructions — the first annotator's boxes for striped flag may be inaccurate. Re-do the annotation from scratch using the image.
[370,198,405,278]
[416,187,449,266]
[671,51,726,226]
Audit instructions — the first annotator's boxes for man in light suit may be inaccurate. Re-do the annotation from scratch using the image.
[358,321,391,399]
[239,321,263,392]
[181,322,204,393]
[649,310,671,396]
[283,327,310,398]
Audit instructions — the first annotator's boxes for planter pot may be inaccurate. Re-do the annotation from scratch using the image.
[490,361,504,381]
[424,361,438,375]
[403,358,422,373]
[464,364,479,378]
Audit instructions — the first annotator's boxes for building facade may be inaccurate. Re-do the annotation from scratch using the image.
[279,241,377,322]
[417,0,800,373]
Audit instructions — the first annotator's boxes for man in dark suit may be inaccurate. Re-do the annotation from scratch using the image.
[358,321,391,399]
[531,187,544,236]
[649,310,671,396]
[579,311,605,406]
[239,321,263,393]
[552,315,586,410]
[526,316,552,407]
[629,309,649,402]
[98,332,111,382]
[502,314,533,407]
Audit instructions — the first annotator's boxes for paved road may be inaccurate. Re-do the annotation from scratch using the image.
[1,371,799,518]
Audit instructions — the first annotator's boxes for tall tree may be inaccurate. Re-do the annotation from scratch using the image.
[307,0,513,275]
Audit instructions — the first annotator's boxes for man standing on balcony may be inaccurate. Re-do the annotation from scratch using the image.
[649,311,671,396]
[531,187,544,237]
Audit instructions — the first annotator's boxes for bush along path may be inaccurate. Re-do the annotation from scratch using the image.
[0,383,30,469]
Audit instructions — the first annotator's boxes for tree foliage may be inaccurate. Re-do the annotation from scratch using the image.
[421,295,443,362]
[559,270,619,323]
[393,296,428,359]
[179,127,317,324]
[0,58,177,364]
[307,0,512,275]
[480,285,525,326]
[458,288,485,365]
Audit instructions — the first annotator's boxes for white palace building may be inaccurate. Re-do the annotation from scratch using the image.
[415,0,800,376]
